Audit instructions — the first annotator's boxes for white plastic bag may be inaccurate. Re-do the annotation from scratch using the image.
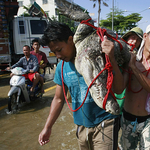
[145,93,150,115]
[11,67,26,75]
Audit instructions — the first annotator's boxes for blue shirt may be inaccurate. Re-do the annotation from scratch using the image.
[54,60,118,127]
[12,54,39,73]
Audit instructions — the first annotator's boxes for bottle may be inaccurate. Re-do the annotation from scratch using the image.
[39,60,44,74]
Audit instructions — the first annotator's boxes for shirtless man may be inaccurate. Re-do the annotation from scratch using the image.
[101,24,150,150]
[115,27,143,114]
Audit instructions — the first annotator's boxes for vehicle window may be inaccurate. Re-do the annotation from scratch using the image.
[19,20,25,34]
[30,20,47,34]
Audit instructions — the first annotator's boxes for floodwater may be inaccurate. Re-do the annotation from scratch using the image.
[0,71,139,150]
[0,71,78,150]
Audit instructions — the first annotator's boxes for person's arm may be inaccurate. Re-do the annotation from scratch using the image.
[38,84,65,146]
[101,35,125,94]
[40,52,48,69]
[30,56,39,73]
[11,58,23,69]
[129,52,150,93]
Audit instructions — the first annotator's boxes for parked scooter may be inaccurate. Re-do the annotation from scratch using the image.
[7,67,42,112]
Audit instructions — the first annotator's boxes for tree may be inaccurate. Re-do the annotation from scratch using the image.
[99,7,142,36]
[19,5,31,16]
[90,0,108,25]
[58,14,78,33]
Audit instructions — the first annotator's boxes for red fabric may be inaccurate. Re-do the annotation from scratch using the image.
[23,72,37,82]
[30,51,48,64]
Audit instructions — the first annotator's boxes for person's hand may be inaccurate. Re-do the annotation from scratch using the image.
[128,52,136,70]
[38,127,51,146]
[101,35,114,59]
[29,70,34,73]
[39,65,43,69]
[39,63,46,69]
[6,67,11,71]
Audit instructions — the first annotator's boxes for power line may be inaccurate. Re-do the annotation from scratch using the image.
[139,7,150,13]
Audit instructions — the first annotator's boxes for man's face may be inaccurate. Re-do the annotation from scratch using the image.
[23,46,30,56]
[127,33,142,49]
[32,42,40,51]
[48,36,76,63]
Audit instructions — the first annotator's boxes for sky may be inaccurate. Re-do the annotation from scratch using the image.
[72,0,150,32]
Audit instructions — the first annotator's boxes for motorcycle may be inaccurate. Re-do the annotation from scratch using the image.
[7,67,42,112]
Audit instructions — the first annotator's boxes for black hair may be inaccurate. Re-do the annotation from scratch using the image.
[40,21,74,46]
[23,45,30,50]
[32,38,40,45]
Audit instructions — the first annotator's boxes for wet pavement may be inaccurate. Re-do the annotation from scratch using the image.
[0,70,78,150]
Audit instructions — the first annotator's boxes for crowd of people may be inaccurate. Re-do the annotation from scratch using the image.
[6,20,150,150]
[37,21,150,150]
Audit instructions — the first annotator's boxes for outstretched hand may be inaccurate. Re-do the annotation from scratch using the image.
[38,128,51,146]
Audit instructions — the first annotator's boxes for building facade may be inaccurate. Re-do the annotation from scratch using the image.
[17,0,84,20]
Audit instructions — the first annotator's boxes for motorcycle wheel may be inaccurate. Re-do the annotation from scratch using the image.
[8,93,18,112]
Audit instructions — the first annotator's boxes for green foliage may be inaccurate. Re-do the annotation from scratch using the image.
[19,5,30,16]
[23,5,29,11]
[58,14,78,33]
[51,16,57,21]
[99,7,142,36]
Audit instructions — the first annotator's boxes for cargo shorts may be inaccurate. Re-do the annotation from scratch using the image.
[76,118,120,150]
[119,109,150,150]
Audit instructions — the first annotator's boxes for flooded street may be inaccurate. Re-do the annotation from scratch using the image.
[0,71,126,150]
[0,71,78,150]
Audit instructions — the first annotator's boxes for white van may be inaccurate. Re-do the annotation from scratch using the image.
[12,16,57,64]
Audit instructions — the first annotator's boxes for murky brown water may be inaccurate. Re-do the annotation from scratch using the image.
[0,103,78,150]
[0,72,139,150]
[0,73,78,150]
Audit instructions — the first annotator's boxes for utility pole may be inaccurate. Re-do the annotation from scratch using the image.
[112,0,114,31]
[98,0,101,27]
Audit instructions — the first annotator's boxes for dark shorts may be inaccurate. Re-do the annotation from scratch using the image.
[122,108,150,123]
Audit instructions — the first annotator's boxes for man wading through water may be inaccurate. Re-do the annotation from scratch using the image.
[104,24,150,150]
[38,21,120,150]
